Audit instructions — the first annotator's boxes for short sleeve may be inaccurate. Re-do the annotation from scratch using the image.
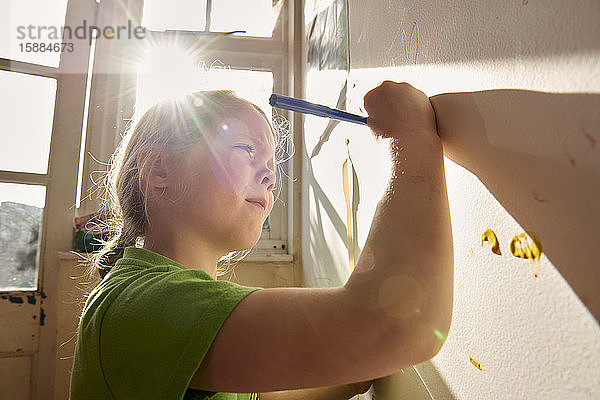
[99,269,262,399]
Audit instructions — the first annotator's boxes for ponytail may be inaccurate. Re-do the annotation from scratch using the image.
[92,228,138,279]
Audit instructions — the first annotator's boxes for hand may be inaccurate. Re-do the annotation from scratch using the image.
[363,81,438,142]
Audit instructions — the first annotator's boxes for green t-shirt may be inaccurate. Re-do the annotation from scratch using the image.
[70,247,263,400]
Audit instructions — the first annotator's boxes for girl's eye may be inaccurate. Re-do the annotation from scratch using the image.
[236,145,256,159]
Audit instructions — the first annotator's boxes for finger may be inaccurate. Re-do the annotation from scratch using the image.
[366,117,386,140]
[363,87,379,111]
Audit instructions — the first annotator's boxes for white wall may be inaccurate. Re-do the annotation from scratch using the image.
[302,1,600,398]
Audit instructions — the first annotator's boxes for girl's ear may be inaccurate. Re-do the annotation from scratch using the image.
[137,148,171,190]
[149,154,170,189]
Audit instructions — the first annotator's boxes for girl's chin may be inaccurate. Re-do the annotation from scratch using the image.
[231,233,261,252]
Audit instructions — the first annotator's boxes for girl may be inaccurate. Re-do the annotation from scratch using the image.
[70,82,453,400]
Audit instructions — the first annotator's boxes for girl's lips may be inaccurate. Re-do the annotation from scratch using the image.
[245,199,266,211]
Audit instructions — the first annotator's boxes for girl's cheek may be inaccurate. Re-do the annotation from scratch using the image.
[208,151,245,193]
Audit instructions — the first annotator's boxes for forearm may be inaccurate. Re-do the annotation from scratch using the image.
[344,134,453,353]
[259,381,368,400]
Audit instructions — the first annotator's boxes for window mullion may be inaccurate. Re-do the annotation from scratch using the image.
[0,171,50,186]
[0,58,60,79]
[77,2,141,217]
[33,0,97,394]
[206,0,212,32]
[144,30,286,55]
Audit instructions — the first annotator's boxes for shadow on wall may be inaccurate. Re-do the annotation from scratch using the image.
[431,89,600,322]
[304,142,362,288]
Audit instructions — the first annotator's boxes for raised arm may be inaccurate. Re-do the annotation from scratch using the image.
[189,82,453,394]
[344,81,453,355]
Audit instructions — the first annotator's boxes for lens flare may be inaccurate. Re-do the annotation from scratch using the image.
[433,329,446,342]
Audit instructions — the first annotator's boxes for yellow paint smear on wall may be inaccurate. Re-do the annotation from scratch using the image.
[468,354,483,371]
[510,232,542,261]
[481,228,501,255]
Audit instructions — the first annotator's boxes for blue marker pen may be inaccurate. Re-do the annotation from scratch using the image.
[269,94,368,126]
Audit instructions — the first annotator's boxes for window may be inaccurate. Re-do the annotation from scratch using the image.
[0,66,56,291]
[0,0,69,67]
[135,47,274,116]
[76,0,292,257]
[142,0,279,37]
[0,183,45,290]
[0,0,69,291]
[0,70,56,174]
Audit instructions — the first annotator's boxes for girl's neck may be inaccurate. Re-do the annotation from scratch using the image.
[143,228,221,279]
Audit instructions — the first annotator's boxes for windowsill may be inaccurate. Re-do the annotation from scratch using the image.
[57,251,293,264]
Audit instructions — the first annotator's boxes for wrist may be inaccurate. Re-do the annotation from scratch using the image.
[387,136,444,177]
[389,131,441,153]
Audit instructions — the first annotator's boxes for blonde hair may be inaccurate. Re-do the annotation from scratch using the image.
[86,90,291,280]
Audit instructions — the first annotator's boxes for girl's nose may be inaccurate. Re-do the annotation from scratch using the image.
[260,166,276,191]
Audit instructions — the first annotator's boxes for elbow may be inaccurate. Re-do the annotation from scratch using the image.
[387,298,453,366]
[404,287,454,363]
[413,328,448,364]
[378,306,452,369]
[422,324,449,361]
[420,257,454,361]
[414,305,453,363]
[404,320,451,366]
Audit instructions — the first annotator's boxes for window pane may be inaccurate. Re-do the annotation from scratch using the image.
[142,0,207,31]
[0,70,56,174]
[0,183,45,291]
[136,46,273,117]
[210,0,276,37]
[0,0,69,68]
